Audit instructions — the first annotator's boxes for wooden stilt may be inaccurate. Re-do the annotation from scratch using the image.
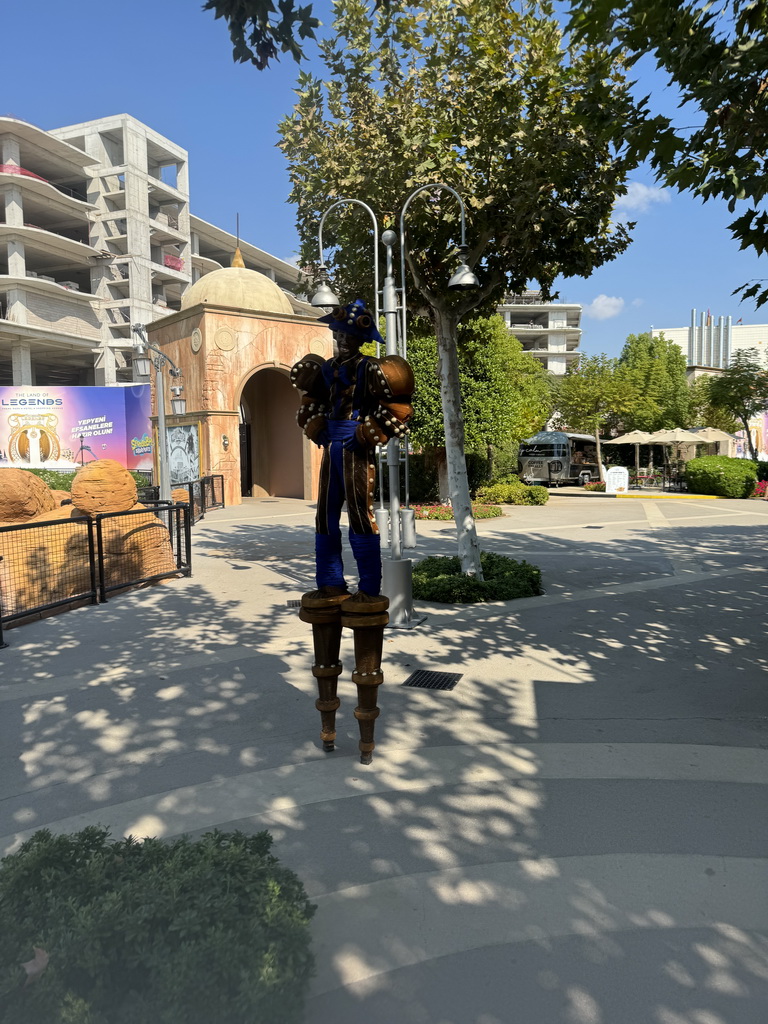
[341,594,389,764]
[299,592,349,751]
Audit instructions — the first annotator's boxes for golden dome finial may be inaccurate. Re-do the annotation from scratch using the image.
[231,246,245,268]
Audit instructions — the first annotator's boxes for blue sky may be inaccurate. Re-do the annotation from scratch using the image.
[4,0,765,357]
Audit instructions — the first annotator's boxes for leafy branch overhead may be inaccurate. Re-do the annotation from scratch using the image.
[203,0,320,69]
[568,0,768,306]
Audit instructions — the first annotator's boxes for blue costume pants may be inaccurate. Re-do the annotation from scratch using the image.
[315,419,381,595]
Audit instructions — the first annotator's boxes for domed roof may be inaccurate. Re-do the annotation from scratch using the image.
[181,266,294,316]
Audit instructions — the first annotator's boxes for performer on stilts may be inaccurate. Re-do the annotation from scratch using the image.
[290,299,415,763]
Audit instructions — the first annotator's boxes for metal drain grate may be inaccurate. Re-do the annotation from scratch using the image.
[286,599,302,608]
[402,670,462,691]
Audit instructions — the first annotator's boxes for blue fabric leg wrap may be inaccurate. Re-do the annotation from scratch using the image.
[348,531,382,596]
[315,532,345,589]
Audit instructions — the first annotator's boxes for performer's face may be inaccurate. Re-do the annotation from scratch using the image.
[335,330,362,360]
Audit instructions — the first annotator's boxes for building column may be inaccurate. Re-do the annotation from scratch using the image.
[11,340,33,385]
[3,184,24,227]
[93,344,117,386]
[7,238,25,277]
[1,137,21,167]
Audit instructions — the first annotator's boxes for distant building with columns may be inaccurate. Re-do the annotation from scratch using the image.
[653,309,768,379]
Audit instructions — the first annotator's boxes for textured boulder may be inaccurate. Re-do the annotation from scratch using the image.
[0,505,92,617]
[0,469,56,523]
[50,489,72,507]
[98,504,177,588]
[70,460,137,516]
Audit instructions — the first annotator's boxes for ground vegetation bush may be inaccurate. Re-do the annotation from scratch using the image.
[0,827,315,1024]
[583,481,606,492]
[684,455,757,498]
[475,476,549,505]
[412,504,502,521]
[413,551,542,603]
[8,467,149,492]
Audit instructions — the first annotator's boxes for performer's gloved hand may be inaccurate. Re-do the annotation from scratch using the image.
[342,433,368,456]
[314,429,330,448]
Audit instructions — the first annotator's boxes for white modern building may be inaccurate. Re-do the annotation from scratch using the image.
[653,308,768,378]
[0,114,305,387]
[497,290,581,375]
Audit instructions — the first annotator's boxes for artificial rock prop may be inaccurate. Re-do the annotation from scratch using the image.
[0,468,56,523]
[0,462,177,622]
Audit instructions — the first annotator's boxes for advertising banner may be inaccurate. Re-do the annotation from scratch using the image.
[0,385,153,471]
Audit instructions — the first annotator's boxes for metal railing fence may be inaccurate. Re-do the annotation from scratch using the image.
[0,503,191,638]
[137,475,225,524]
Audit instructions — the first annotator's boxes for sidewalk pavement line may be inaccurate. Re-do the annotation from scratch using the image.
[2,742,765,857]
[307,854,768,997]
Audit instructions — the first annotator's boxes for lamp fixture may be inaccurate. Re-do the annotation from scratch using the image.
[447,245,480,291]
[170,385,186,416]
[310,266,341,307]
[222,434,230,451]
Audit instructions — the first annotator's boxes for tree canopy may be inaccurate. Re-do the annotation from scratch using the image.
[568,0,768,307]
[617,331,689,431]
[407,315,552,455]
[705,348,768,460]
[203,0,320,69]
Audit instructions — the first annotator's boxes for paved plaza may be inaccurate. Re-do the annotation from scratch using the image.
[1,493,767,1023]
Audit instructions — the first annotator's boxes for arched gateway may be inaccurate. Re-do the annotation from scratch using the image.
[146,262,331,506]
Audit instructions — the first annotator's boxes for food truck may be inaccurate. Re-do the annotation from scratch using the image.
[518,431,600,486]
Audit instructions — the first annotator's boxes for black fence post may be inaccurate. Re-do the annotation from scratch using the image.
[0,556,7,649]
[184,505,192,573]
[87,519,98,605]
[95,517,107,603]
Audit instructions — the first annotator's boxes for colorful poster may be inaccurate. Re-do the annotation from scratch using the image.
[0,385,153,471]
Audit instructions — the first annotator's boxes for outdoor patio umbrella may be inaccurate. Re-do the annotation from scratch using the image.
[603,430,652,475]
[645,428,704,444]
[689,427,737,444]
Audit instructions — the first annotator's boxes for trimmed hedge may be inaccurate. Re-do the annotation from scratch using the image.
[475,476,549,505]
[413,551,542,603]
[0,827,315,1024]
[684,456,757,498]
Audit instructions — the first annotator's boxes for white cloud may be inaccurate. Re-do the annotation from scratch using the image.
[615,182,671,215]
[631,298,644,308]
[583,294,625,320]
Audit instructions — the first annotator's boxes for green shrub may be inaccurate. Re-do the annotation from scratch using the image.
[0,826,315,1024]
[475,475,549,505]
[3,467,150,493]
[583,481,606,492]
[413,551,542,603]
[684,456,757,498]
[413,503,502,520]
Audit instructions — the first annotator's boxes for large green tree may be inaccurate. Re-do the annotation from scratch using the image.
[568,0,768,307]
[408,314,552,477]
[279,0,639,574]
[618,331,689,431]
[554,355,640,478]
[706,349,768,460]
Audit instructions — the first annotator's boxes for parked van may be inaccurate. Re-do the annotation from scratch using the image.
[518,431,600,486]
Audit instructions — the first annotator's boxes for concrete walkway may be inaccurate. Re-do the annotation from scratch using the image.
[1,494,767,1023]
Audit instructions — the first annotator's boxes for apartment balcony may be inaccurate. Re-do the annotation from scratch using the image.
[0,166,96,218]
[0,223,98,266]
[0,272,98,300]
[149,215,185,245]
[191,252,223,273]
[151,254,188,283]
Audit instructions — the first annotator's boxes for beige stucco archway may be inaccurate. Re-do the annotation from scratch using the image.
[146,265,332,506]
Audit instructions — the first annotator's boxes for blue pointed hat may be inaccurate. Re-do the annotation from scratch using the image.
[318,298,383,344]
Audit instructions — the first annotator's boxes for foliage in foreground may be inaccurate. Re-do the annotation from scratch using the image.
[413,551,542,603]
[0,827,315,1024]
[583,481,606,492]
[413,503,502,521]
[684,456,758,499]
[475,477,549,506]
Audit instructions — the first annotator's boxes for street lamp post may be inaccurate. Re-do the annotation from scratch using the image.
[131,324,186,502]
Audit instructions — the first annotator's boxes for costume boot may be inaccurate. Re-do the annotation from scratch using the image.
[341,593,389,764]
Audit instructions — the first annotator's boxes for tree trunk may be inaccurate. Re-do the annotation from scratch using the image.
[594,420,605,482]
[434,304,484,578]
[740,415,757,461]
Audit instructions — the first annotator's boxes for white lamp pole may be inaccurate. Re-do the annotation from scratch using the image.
[131,324,186,502]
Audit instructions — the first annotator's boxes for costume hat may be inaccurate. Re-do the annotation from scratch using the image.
[318,298,383,344]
